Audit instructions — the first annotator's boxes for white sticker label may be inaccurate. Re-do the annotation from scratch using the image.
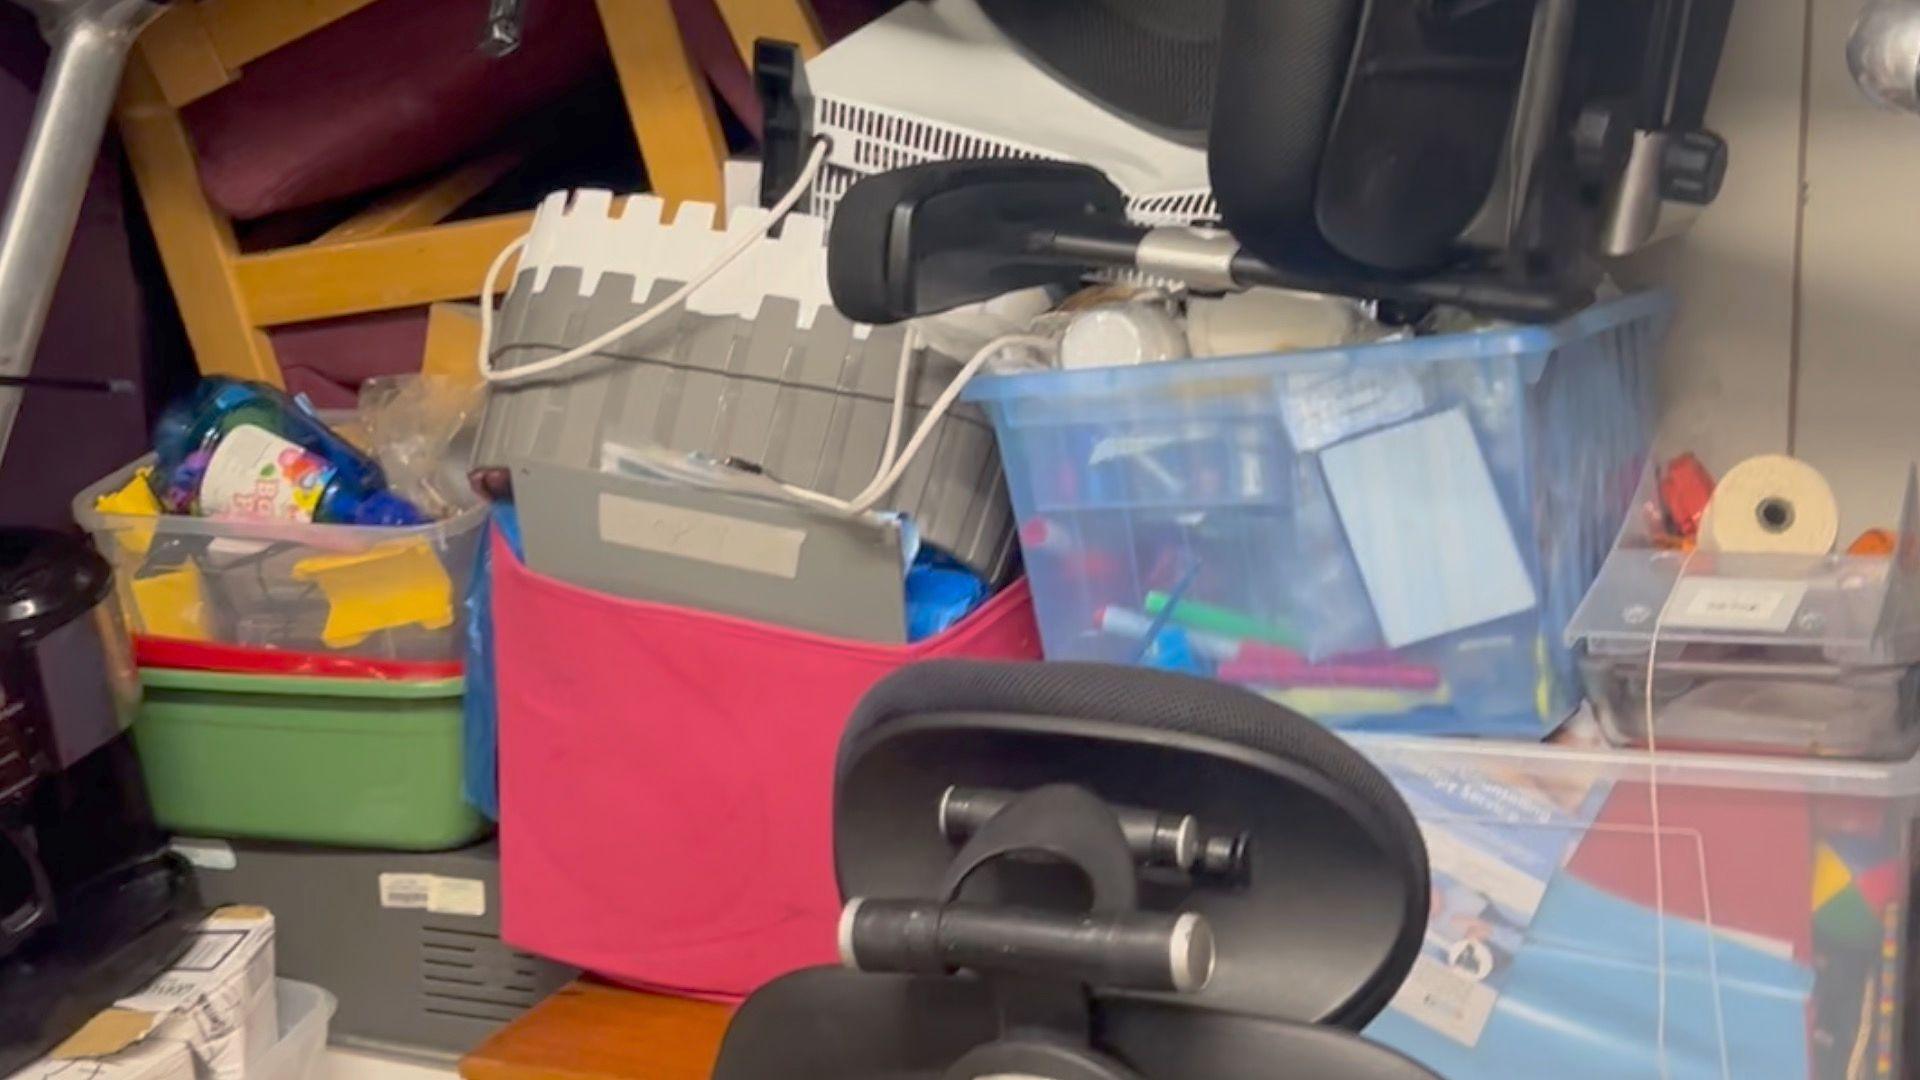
[379,873,487,917]
[427,876,488,917]
[198,424,336,522]
[378,872,434,910]
[598,492,806,579]
[1665,577,1808,633]
[1390,955,1499,1047]
[169,838,236,871]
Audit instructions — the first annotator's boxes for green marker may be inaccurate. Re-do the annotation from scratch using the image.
[1142,592,1305,650]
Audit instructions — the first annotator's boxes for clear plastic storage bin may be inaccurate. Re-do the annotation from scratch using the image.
[255,980,336,1080]
[1569,466,1920,760]
[1353,733,1917,1080]
[73,456,486,662]
[967,293,1672,737]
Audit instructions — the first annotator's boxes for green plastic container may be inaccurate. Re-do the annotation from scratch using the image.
[134,669,486,850]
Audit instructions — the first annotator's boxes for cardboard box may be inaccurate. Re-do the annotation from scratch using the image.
[10,907,277,1080]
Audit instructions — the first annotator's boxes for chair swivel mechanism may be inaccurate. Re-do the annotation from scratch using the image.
[714,660,1443,1079]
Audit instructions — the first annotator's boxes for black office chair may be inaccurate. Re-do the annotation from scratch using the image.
[815,0,1732,322]
[714,661,1441,1079]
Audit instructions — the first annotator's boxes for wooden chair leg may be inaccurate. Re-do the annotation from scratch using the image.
[420,303,484,388]
[595,0,730,208]
[116,49,281,385]
[317,150,528,246]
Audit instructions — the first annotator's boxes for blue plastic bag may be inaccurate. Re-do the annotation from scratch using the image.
[462,505,522,820]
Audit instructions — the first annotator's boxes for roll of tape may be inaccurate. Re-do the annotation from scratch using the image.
[1699,454,1839,555]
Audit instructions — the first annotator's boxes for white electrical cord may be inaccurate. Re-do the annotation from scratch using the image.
[475,138,831,386]
[1644,535,1739,1080]
[774,332,1057,518]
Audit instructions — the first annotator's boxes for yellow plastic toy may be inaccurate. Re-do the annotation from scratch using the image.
[96,467,162,557]
[128,562,213,641]
[292,539,454,649]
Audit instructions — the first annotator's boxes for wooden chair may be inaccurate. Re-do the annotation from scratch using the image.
[117,0,825,387]
[461,979,732,1080]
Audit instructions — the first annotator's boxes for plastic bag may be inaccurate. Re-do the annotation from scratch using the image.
[357,374,483,520]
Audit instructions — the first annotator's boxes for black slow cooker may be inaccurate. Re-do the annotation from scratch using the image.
[1,528,199,1074]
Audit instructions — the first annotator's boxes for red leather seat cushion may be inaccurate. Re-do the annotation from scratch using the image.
[183,0,607,220]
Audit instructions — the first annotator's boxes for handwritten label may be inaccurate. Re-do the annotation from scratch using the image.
[598,493,805,579]
[1665,577,1807,633]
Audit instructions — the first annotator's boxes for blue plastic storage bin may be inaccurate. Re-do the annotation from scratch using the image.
[966,292,1673,738]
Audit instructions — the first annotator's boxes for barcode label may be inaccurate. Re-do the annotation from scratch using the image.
[379,873,433,910]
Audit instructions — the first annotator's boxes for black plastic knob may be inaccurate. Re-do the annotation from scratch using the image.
[1660,130,1729,205]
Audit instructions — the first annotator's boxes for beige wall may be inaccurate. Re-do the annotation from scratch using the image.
[1621,0,1920,537]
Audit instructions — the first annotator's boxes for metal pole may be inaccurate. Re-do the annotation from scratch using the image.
[0,0,162,467]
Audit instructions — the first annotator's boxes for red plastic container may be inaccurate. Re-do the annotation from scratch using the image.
[491,536,1041,999]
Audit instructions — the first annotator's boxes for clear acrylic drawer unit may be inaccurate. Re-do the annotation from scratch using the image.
[967,292,1672,738]
[1570,464,1920,761]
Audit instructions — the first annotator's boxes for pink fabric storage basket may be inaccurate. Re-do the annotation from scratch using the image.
[492,536,1041,999]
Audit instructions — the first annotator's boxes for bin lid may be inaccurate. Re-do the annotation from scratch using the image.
[0,529,111,643]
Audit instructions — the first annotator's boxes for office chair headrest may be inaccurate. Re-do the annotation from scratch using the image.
[835,660,1430,1029]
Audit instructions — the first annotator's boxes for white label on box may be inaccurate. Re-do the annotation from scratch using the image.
[598,492,805,579]
[1665,577,1808,633]
[1390,955,1499,1047]
[379,873,487,917]
[428,876,488,917]
[379,872,434,910]
[170,838,236,871]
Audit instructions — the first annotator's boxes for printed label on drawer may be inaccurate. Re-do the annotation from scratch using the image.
[1390,956,1498,1046]
[378,873,487,916]
[598,493,805,579]
[1665,577,1808,633]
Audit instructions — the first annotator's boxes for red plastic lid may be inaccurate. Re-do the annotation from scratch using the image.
[134,635,463,681]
